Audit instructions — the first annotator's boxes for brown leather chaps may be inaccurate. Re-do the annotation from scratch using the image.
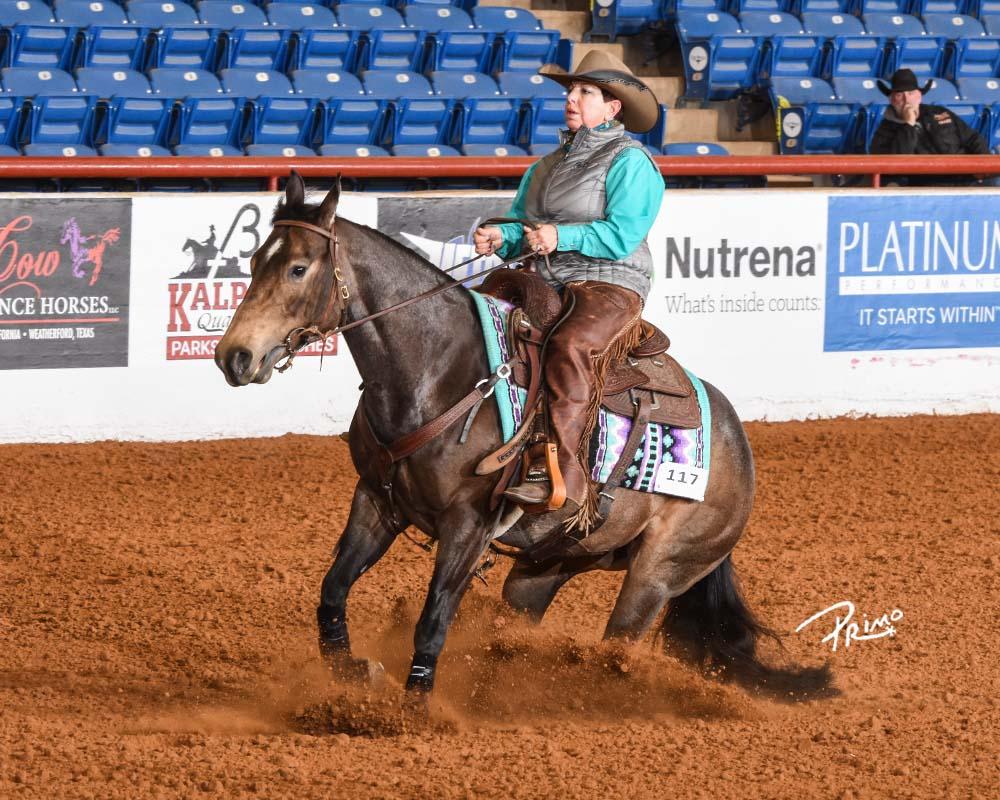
[546,280,643,529]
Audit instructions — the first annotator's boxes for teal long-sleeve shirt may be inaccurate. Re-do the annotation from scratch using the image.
[496,146,664,262]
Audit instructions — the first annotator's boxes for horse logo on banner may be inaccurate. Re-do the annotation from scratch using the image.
[60,218,122,287]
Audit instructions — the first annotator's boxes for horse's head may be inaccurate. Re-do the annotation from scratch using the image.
[215,172,348,387]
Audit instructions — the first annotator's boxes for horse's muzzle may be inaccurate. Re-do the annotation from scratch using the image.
[217,347,255,387]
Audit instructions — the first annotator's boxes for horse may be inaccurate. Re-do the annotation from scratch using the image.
[61,219,121,287]
[214,174,832,707]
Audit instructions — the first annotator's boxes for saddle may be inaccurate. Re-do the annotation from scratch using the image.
[477,268,702,522]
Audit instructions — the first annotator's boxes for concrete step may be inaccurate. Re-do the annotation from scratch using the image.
[721,140,778,156]
[480,0,534,8]
[532,10,590,40]
[666,108,719,143]
[532,0,590,11]
[642,76,684,108]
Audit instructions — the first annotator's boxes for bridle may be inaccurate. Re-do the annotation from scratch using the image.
[269,215,549,373]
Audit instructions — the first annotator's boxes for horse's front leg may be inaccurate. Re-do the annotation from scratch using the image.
[317,481,400,681]
[405,507,491,697]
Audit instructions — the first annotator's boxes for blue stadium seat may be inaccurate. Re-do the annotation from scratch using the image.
[24,143,97,155]
[363,28,427,71]
[317,142,388,156]
[800,12,865,37]
[912,0,968,11]
[674,0,728,10]
[493,28,560,72]
[431,70,517,147]
[244,95,319,146]
[739,12,804,35]
[221,68,293,97]
[922,13,984,39]
[828,35,886,78]
[266,2,336,28]
[630,103,666,152]
[291,68,363,96]
[862,14,925,38]
[390,143,460,156]
[587,0,658,41]
[169,96,245,151]
[197,1,269,28]
[173,143,241,155]
[833,76,886,150]
[407,7,495,72]
[335,4,405,28]
[363,69,455,146]
[731,0,782,12]
[1,67,79,96]
[97,95,173,148]
[791,0,851,12]
[0,96,22,150]
[496,70,564,147]
[890,36,947,77]
[76,26,148,69]
[676,11,760,100]
[76,66,151,95]
[150,68,224,96]
[246,143,316,155]
[5,25,78,70]
[145,28,222,70]
[293,29,361,71]
[221,28,291,70]
[770,76,856,152]
[958,76,1000,104]
[20,95,98,149]
[0,146,18,155]
[126,1,199,26]
[928,76,983,130]
[99,143,170,155]
[0,0,55,25]
[302,70,387,144]
[460,142,527,155]
[663,141,729,154]
[855,0,909,12]
[53,0,128,25]
[759,34,824,83]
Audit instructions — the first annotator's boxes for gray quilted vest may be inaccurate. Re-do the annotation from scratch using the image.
[523,123,656,299]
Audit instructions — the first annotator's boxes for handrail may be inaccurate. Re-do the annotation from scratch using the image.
[1,155,998,190]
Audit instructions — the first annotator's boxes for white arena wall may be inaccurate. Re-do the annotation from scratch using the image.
[2,187,999,443]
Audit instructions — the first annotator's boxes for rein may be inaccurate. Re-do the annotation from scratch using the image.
[271,216,549,372]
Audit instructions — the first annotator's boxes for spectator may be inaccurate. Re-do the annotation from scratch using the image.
[870,69,991,186]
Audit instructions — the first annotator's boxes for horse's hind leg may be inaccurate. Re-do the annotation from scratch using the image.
[317,482,399,679]
[502,553,616,624]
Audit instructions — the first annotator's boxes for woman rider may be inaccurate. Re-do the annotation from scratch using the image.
[473,51,664,533]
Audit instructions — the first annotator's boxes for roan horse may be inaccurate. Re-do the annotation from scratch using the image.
[215,174,831,705]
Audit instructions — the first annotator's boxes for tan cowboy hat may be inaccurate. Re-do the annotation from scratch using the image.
[540,50,660,134]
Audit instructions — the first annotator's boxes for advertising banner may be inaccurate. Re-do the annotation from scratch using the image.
[0,198,131,370]
[825,194,1000,351]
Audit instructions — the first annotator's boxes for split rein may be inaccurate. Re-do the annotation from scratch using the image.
[270,217,548,373]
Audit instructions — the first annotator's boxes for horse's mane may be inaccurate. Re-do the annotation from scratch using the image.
[271,195,456,281]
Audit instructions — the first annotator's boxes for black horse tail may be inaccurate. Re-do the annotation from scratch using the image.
[659,556,836,699]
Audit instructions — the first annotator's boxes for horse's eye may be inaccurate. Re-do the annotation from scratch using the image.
[289,264,308,279]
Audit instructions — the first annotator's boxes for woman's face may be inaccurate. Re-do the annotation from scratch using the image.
[564,81,622,131]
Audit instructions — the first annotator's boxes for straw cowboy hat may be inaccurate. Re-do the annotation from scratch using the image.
[877,68,934,97]
[541,50,660,134]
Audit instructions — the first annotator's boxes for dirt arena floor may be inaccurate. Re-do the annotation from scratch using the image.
[1,413,998,799]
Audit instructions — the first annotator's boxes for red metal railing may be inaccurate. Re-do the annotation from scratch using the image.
[1,155,998,189]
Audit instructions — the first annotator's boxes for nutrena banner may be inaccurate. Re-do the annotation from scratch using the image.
[0,198,131,370]
[825,194,1000,351]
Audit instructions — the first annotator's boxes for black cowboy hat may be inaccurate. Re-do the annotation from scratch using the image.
[876,68,934,97]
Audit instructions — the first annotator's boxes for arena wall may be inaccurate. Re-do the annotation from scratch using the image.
[2,188,998,443]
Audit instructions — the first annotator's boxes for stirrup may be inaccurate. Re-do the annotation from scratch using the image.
[510,442,566,513]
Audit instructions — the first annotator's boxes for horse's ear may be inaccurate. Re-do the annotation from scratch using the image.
[285,170,305,207]
[317,173,342,229]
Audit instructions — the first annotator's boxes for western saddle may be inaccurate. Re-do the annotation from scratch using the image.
[476,268,702,531]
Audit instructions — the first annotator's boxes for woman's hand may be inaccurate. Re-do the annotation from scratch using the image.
[523,223,557,256]
[474,226,502,255]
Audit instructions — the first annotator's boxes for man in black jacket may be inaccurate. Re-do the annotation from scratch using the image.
[870,69,991,186]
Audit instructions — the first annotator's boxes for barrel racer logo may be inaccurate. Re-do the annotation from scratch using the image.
[0,199,131,371]
[166,203,334,360]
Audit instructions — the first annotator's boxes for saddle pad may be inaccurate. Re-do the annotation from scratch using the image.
[471,290,711,502]
[588,371,712,502]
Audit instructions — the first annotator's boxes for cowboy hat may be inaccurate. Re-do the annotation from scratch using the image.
[540,50,660,134]
[877,68,933,97]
